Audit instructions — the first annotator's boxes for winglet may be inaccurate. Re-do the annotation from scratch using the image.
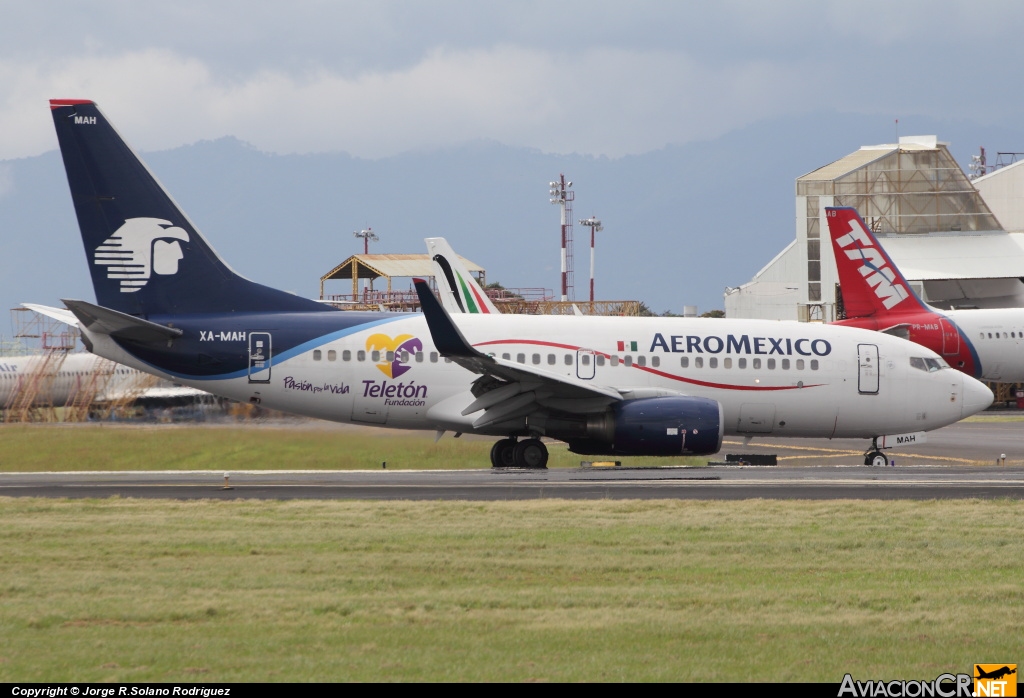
[825,207,928,318]
[412,279,480,358]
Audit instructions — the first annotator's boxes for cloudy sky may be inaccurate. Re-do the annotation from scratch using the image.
[2,1,1023,161]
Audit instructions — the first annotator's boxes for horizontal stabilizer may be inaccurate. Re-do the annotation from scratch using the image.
[62,299,183,344]
[21,303,79,327]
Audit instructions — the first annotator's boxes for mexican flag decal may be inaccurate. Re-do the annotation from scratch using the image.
[617,340,638,352]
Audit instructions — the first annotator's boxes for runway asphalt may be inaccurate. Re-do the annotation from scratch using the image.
[2,414,1022,500]
[2,464,1023,500]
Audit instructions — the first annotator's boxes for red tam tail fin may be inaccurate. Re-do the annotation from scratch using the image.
[826,207,927,318]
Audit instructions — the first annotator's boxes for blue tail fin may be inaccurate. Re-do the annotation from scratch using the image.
[49,99,325,316]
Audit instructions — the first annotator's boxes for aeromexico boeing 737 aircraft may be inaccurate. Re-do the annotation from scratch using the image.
[36,99,992,468]
[827,206,1024,383]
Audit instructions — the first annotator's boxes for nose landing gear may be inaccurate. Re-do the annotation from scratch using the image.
[490,437,549,469]
[864,436,890,466]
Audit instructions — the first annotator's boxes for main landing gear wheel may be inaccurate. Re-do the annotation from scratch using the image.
[490,438,517,468]
[513,439,549,469]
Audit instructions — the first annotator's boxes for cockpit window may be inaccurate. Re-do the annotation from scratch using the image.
[910,357,944,372]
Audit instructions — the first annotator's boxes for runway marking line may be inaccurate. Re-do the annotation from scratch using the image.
[720,440,983,465]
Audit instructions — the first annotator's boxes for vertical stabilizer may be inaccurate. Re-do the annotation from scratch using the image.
[825,207,929,318]
[425,238,500,314]
[49,99,324,317]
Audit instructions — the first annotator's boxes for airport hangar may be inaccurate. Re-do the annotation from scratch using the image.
[725,135,1024,323]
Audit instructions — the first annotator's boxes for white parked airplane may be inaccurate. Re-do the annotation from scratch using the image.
[35,99,992,468]
[827,206,1024,383]
[0,349,204,408]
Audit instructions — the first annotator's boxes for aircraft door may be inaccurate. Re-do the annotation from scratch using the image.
[576,349,596,380]
[940,319,960,356]
[857,343,879,394]
[248,332,272,383]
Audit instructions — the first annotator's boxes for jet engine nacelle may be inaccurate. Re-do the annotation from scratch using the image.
[568,396,724,456]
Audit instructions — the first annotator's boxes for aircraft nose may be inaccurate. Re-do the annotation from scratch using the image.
[961,373,994,418]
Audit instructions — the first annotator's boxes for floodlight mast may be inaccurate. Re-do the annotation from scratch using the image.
[353,227,379,293]
[579,216,603,305]
[354,227,378,255]
[549,175,575,302]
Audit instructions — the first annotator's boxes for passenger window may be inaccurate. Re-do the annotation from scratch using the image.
[517,353,526,363]
[738,358,747,369]
[371,351,380,362]
[796,359,805,370]
[565,354,573,365]
[637,356,646,367]
[400,351,409,362]
[695,357,703,368]
[596,355,605,366]
[782,358,790,370]
[581,354,591,366]
[767,359,776,370]
[611,355,620,366]
[724,358,732,369]
[532,353,541,365]
[343,350,352,361]
[810,360,819,370]
[415,352,423,362]
[502,353,510,360]
[624,356,633,367]
[328,350,337,361]
[680,357,689,368]
[547,354,556,365]
[752,358,761,369]
[386,351,394,361]
[430,352,438,363]
[651,356,660,367]
[313,350,322,361]
[709,357,718,368]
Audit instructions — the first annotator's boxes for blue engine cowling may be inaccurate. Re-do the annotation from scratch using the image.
[568,396,723,456]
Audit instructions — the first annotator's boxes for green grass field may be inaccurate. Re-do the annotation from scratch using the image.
[0,497,1019,682]
[0,423,706,471]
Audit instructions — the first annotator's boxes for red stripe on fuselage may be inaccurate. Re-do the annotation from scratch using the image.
[472,338,823,392]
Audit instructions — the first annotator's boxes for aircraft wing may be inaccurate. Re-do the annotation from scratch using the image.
[413,278,619,427]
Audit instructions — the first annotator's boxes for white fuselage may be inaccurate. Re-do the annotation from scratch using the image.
[85,314,992,440]
[0,353,148,407]
[945,307,1024,382]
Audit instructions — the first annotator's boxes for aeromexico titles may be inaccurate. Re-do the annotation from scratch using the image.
[826,206,1024,383]
[34,99,992,469]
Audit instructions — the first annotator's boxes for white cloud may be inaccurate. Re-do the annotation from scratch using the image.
[0,45,833,160]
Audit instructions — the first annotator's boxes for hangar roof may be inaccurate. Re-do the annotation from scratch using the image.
[321,253,483,282]
[880,232,1024,280]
